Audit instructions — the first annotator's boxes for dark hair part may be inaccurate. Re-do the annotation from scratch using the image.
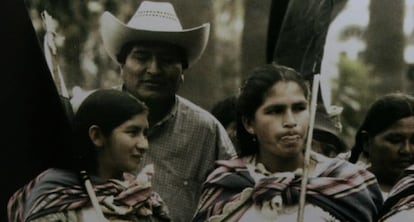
[71,89,148,172]
[210,96,237,128]
[236,64,309,157]
[116,41,189,69]
[349,93,414,163]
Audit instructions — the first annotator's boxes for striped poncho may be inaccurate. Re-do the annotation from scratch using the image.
[379,164,414,221]
[193,153,382,222]
[7,168,170,222]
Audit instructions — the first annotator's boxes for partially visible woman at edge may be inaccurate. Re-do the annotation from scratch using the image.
[192,64,382,221]
[378,164,414,221]
[349,93,414,199]
[8,89,170,221]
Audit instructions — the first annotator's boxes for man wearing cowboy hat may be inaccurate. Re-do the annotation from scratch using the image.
[100,1,236,221]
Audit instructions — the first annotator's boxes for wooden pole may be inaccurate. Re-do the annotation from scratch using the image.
[297,74,320,222]
[41,10,69,98]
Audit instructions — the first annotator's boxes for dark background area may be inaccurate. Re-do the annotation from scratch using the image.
[1,0,72,220]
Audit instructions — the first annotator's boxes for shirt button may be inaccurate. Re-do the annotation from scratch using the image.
[183,181,188,186]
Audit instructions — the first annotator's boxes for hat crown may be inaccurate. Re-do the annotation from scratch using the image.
[127,1,183,31]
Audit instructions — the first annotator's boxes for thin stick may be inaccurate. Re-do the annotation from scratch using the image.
[41,10,69,98]
[80,171,108,221]
[297,74,320,222]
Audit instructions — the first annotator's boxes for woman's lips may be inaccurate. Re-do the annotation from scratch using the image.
[280,135,301,144]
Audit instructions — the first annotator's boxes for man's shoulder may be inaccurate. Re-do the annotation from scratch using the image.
[176,96,218,123]
[176,96,208,112]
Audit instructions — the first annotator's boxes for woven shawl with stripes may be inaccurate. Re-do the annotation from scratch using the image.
[379,164,414,221]
[193,157,382,222]
[7,168,170,221]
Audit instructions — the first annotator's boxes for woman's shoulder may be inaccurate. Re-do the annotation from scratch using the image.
[215,157,249,168]
[7,168,81,222]
[30,168,81,190]
[204,157,250,183]
[378,164,414,220]
[312,151,376,179]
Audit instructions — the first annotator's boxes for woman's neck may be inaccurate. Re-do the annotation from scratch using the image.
[96,166,123,181]
[95,157,123,181]
[257,152,305,173]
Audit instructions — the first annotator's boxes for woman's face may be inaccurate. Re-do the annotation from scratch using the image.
[244,81,309,159]
[369,116,414,185]
[100,112,149,178]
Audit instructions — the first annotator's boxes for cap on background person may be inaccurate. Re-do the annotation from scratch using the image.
[313,104,347,157]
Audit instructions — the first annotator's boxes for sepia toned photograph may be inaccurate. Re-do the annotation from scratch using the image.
[3,0,414,221]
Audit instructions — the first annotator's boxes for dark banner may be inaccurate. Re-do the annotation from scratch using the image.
[0,0,72,220]
[269,0,347,78]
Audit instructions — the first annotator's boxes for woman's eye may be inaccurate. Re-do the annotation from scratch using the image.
[293,106,305,112]
[268,108,283,114]
[126,127,148,137]
[126,130,139,136]
[385,136,403,144]
[293,103,308,112]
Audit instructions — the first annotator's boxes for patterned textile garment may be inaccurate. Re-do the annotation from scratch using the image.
[193,152,383,222]
[7,168,170,222]
[137,95,237,222]
[378,164,414,221]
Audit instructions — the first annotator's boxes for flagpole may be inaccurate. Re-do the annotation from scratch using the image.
[297,74,320,222]
[41,10,69,98]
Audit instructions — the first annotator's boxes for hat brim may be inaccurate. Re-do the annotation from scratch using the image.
[100,12,210,68]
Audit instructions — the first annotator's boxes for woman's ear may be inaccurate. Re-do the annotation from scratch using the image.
[89,125,105,147]
[242,116,255,135]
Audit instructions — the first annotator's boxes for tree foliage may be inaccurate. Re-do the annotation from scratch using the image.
[333,55,377,146]
[25,0,271,109]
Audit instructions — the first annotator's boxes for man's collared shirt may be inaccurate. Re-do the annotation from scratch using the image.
[139,95,236,222]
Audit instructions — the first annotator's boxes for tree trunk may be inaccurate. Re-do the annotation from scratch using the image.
[364,0,405,94]
[212,0,245,101]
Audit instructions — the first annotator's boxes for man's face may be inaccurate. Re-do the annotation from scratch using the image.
[121,42,184,102]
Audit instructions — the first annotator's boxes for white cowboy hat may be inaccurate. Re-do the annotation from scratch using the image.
[100,1,210,68]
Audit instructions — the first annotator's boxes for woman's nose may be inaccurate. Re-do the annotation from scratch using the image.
[399,140,414,155]
[136,137,149,152]
[283,110,297,128]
